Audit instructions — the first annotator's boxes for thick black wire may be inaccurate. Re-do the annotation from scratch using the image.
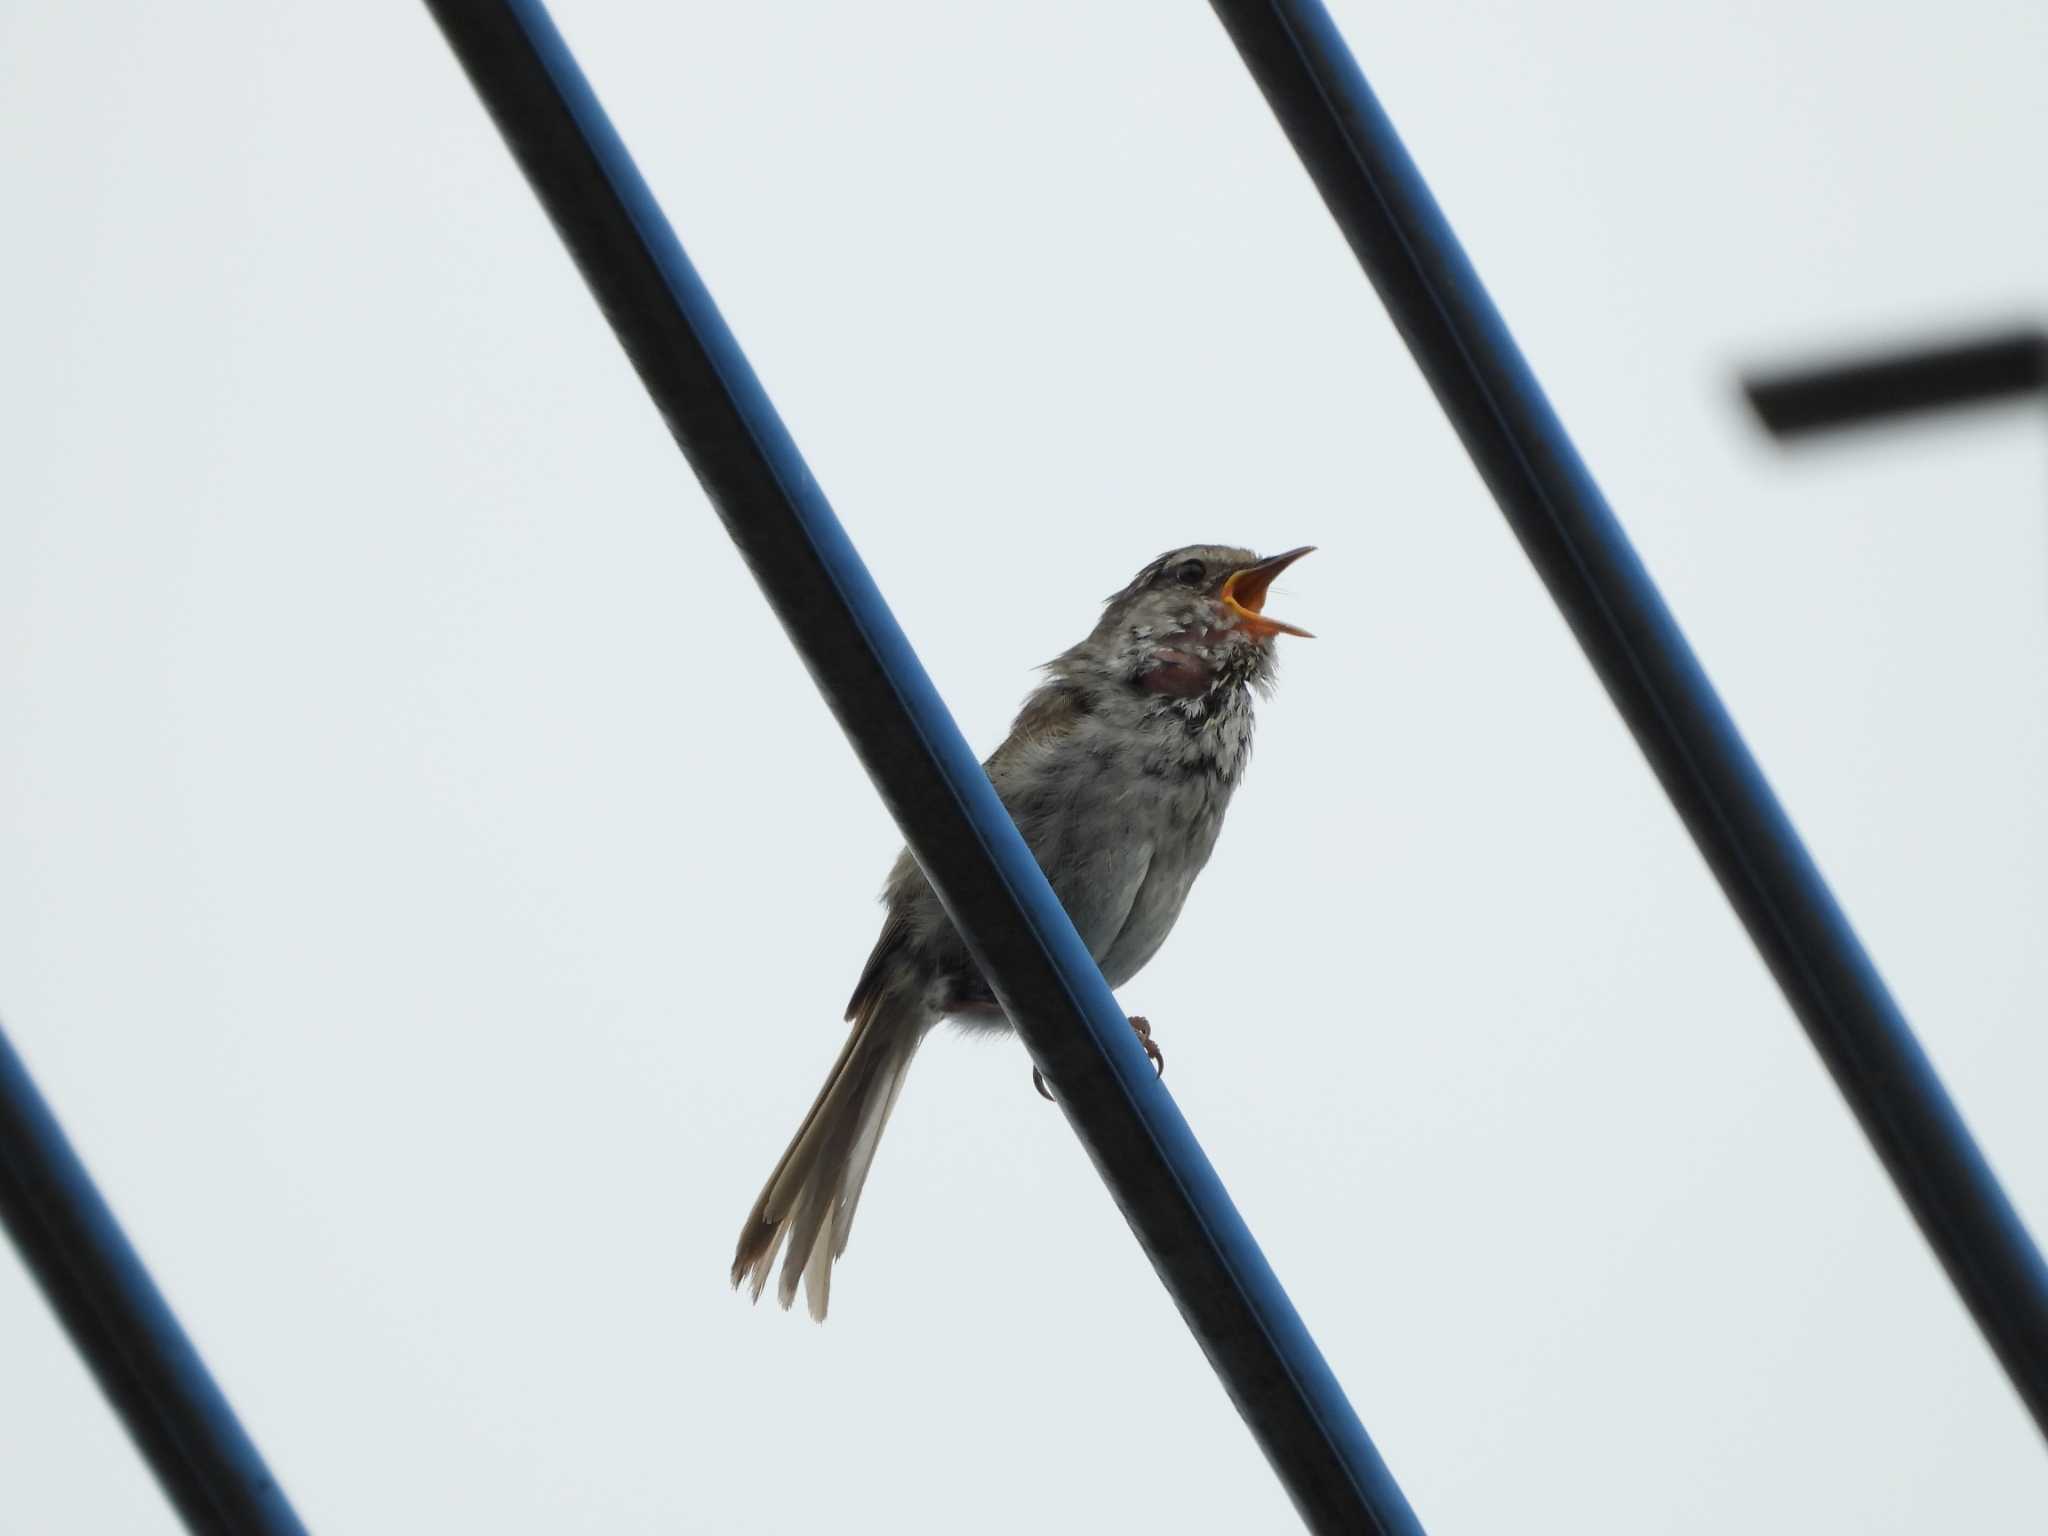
[0,1024,308,1535]
[1744,329,2048,436]
[1211,0,2048,1438]
[420,3,1426,1531]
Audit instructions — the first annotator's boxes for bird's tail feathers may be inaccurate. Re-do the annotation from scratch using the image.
[730,988,928,1321]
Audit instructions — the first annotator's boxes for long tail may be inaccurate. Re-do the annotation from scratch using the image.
[731,989,928,1321]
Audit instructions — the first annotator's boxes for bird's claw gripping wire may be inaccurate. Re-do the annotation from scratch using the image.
[1033,1016,1164,1102]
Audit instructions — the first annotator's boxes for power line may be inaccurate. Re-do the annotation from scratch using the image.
[1744,327,2048,438]
[1209,0,2048,1439]
[0,1023,308,1535]
[420,3,1424,1531]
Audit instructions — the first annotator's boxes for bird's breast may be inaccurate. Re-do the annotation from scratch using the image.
[1012,708,1239,979]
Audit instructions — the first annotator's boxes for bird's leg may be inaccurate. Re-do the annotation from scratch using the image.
[1128,1015,1165,1077]
[1031,1016,1165,1102]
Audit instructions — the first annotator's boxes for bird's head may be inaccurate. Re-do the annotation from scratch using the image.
[1069,544,1314,700]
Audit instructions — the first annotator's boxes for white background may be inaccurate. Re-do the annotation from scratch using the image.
[4,2,2046,1530]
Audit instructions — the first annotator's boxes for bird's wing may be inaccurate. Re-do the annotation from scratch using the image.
[984,680,1088,790]
[847,682,1091,1021]
[986,680,1156,972]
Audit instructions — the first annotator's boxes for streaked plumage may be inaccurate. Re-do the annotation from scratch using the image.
[731,544,1312,1318]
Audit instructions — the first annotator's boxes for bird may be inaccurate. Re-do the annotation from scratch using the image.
[731,544,1314,1320]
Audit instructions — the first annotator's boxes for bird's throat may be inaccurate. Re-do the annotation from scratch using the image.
[1140,647,1217,698]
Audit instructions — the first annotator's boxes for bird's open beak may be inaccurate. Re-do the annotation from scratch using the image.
[1221,546,1315,638]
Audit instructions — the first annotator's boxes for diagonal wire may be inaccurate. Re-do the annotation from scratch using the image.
[419,2,1426,1531]
[1209,0,2048,1438]
[0,1022,309,1535]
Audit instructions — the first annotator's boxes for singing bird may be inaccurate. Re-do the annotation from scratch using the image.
[731,544,1314,1319]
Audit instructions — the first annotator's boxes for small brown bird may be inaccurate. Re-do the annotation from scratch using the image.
[731,544,1313,1319]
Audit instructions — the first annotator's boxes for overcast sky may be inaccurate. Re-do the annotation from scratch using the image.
[4,2,2047,1531]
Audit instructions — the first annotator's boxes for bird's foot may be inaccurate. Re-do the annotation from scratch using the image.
[1032,1015,1165,1102]
[1128,1015,1165,1077]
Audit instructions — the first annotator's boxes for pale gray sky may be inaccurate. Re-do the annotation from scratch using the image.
[3,2,2046,1531]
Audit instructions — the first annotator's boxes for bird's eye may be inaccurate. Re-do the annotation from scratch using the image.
[1173,559,1207,587]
